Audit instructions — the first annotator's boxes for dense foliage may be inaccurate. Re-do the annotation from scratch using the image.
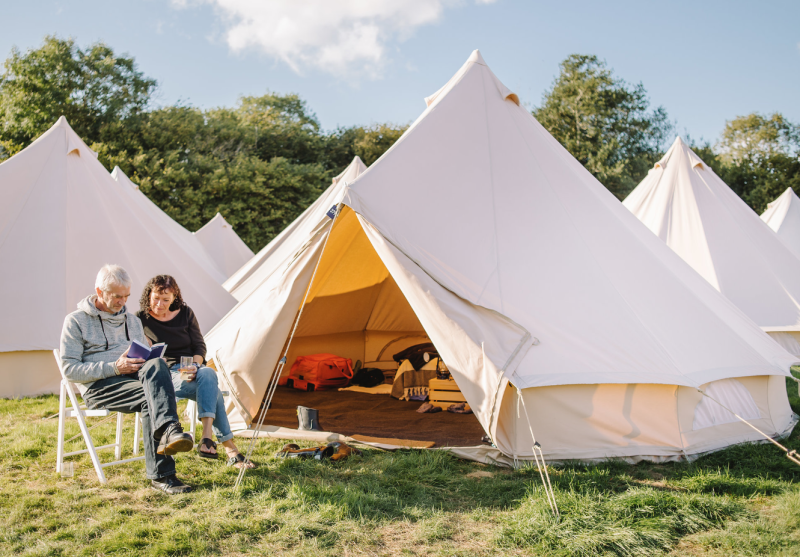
[0,37,407,251]
[1,38,798,249]
[533,54,674,200]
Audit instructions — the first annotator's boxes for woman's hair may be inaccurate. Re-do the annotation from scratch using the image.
[140,275,185,313]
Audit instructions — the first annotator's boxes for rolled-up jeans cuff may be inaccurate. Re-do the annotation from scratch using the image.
[198,412,216,419]
[216,432,234,443]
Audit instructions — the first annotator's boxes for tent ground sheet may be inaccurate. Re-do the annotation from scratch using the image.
[259,386,486,447]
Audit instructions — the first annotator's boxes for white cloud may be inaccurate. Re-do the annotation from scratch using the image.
[173,0,496,78]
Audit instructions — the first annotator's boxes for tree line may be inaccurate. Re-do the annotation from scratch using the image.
[1,38,797,252]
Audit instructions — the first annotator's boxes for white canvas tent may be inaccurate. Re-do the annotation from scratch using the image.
[761,188,800,259]
[0,117,237,398]
[206,52,798,464]
[223,156,367,301]
[194,213,254,279]
[111,167,228,284]
[624,138,800,356]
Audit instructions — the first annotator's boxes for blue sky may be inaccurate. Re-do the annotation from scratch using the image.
[2,0,798,144]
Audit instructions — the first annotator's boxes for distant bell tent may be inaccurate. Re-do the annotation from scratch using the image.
[761,187,800,260]
[205,51,797,467]
[111,166,229,284]
[194,213,255,280]
[223,156,368,300]
[0,117,237,398]
[624,137,800,356]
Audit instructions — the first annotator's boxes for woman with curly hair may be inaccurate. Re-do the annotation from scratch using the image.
[137,275,255,469]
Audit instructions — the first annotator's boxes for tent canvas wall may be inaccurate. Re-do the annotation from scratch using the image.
[0,117,237,398]
[624,138,800,356]
[761,187,800,260]
[111,167,228,284]
[194,213,255,279]
[223,156,367,301]
[206,51,797,464]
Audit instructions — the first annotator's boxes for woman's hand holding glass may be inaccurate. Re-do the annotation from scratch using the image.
[179,356,197,381]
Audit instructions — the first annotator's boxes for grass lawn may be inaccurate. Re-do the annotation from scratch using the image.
[2,375,800,556]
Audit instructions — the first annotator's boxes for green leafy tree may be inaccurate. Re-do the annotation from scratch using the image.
[534,54,673,199]
[0,36,156,155]
[717,112,800,165]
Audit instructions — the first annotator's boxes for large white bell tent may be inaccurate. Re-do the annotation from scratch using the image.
[624,137,800,357]
[194,213,255,280]
[0,117,237,398]
[111,166,228,284]
[761,188,800,260]
[223,156,367,301]
[205,52,798,465]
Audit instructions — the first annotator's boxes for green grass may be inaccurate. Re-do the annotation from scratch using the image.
[2,375,800,556]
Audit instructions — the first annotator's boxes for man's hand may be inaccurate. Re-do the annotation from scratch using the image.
[116,348,145,375]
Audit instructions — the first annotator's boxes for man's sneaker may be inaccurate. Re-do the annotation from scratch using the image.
[151,475,193,495]
[156,422,194,455]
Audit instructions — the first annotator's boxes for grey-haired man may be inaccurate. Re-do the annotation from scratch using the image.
[60,264,195,494]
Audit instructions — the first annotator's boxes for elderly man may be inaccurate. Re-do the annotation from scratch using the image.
[60,264,195,494]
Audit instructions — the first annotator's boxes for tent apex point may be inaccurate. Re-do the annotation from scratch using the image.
[468,50,486,65]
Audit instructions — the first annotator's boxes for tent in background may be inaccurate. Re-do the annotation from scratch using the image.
[111,167,228,284]
[223,156,367,301]
[761,187,800,259]
[624,137,800,356]
[0,117,237,398]
[194,213,254,279]
[206,52,797,464]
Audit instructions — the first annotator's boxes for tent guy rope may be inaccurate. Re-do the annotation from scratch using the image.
[516,386,560,517]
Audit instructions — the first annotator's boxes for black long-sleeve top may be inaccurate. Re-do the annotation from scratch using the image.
[137,305,206,367]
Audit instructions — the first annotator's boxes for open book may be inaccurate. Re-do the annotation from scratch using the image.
[128,339,167,361]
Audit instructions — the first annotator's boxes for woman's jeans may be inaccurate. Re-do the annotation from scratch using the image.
[170,364,234,443]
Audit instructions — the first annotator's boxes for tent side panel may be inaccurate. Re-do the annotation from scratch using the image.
[0,351,61,398]
[494,383,685,461]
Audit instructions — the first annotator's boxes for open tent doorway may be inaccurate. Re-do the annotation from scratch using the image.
[251,206,486,447]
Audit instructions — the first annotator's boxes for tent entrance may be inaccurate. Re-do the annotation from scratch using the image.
[256,207,486,446]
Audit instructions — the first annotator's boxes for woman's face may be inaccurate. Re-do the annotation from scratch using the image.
[150,288,176,315]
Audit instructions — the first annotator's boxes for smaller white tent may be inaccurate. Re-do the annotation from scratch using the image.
[223,156,368,301]
[761,188,800,259]
[0,117,237,397]
[194,213,254,279]
[111,167,228,284]
[624,137,800,355]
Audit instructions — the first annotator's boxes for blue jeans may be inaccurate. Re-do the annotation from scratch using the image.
[170,364,234,443]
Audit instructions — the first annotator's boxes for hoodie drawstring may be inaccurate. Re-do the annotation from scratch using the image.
[97,314,129,351]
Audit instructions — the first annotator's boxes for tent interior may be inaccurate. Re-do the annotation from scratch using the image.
[258,207,486,446]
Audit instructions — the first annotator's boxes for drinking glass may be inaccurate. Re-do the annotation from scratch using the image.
[180,356,195,381]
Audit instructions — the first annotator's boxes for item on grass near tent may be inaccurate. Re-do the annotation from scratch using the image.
[392,343,438,371]
[297,405,323,431]
[279,353,354,391]
[447,403,472,414]
[391,359,440,400]
[351,366,386,388]
[276,442,362,462]
[416,402,442,414]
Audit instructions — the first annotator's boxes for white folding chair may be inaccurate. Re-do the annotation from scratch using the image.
[54,349,145,484]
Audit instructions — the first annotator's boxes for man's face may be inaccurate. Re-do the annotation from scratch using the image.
[95,284,131,313]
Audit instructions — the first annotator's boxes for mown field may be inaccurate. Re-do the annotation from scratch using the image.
[2,375,800,557]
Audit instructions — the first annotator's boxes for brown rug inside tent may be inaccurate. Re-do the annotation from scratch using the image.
[261,386,486,447]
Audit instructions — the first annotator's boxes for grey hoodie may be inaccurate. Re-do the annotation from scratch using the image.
[60,295,148,394]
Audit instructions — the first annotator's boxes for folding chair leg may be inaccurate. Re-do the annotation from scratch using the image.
[187,400,197,437]
[56,381,67,473]
[133,412,141,456]
[65,381,108,484]
[114,413,124,461]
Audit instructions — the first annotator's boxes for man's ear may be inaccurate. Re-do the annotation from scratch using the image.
[95,287,104,299]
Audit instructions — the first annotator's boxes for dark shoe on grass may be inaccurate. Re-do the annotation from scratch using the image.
[151,475,193,495]
[156,422,194,456]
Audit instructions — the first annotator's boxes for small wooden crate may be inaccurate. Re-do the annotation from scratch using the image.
[428,378,466,409]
